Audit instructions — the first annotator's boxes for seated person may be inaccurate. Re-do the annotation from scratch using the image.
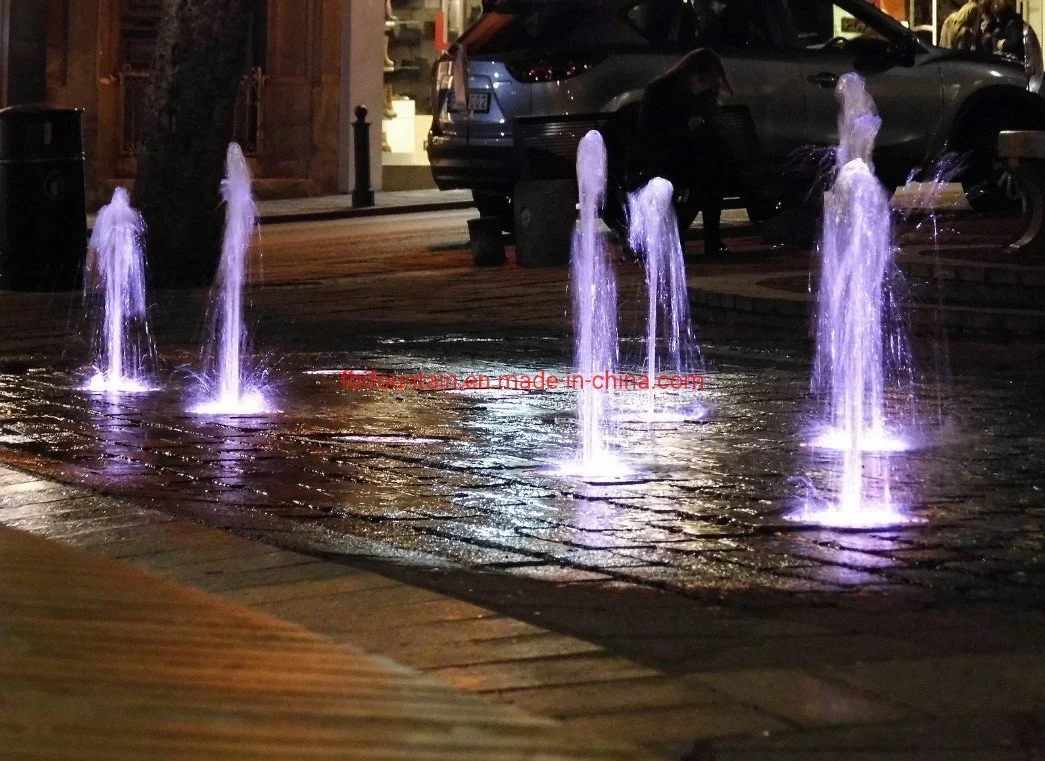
[635,48,735,254]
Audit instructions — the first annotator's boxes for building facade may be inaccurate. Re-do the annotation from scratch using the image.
[7,0,487,206]
[53,0,351,204]
[2,0,396,205]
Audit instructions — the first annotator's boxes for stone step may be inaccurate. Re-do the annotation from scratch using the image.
[688,270,1045,336]
[898,247,1045,309]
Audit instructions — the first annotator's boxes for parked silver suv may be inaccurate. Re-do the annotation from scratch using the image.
[427,0,1045,219]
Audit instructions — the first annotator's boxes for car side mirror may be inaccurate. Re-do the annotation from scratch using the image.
[884,37,919,66]
[854,49,890,72]
[855,38,916,72]
[896,37,920,65]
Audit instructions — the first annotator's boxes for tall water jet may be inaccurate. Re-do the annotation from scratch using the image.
[190,143,272,415]
[812,73,911,453]
[83,188,155,393]
[798,73,910,526]
[628,177,701,420]
[569,130,621,475]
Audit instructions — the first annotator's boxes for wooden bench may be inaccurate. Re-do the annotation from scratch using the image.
[998,130,1045,255]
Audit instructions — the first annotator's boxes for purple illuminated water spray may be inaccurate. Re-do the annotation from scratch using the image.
[190,143,272,415]
[569,130,621,475]
[799,73,911,526]
[628,177,699,419]
[83,188,154,394]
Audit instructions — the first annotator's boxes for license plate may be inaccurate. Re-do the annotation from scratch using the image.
[468,91,490,113]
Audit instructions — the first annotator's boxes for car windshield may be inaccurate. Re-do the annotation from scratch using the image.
[457,2,599,54]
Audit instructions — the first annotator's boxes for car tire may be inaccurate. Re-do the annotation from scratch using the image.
[960,110,1035,214]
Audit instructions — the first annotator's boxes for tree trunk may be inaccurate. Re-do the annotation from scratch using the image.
[132,0,252,288]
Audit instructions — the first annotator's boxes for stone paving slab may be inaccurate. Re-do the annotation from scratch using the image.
[900,247,1045,310]
[2,462,1043,759]
[255,189,475,224]
[4,336,1043,605]
[88,189,476,229]
[1,210,818,359]
[710,712,1045,760]
[0,518,661,761]
[0,464,786,758]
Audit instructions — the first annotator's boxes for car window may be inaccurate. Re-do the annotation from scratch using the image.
[691,0,776,50]
[458,3,595,54]
[620,0,700,46]
[779,0,899,48]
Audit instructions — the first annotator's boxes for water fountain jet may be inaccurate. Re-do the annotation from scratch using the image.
[82,188,155,394]
[627,177,703,422]
[189,143,272,416]
[795,73,912,526]
[810,73,913,453]
[562,130,624,477]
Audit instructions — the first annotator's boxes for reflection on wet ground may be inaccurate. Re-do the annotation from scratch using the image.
[0,336,1042,604]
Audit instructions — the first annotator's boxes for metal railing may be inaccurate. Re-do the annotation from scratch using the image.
[118,65,266,158]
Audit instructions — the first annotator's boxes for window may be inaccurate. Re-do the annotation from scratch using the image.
[458,3,594,53]
[781,0,895,48]
[622,0,773,50]
[622,0,688,44]
[693,0,775,50]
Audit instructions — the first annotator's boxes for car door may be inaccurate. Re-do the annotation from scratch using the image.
[773,0,944,180]
[687,0,810,163]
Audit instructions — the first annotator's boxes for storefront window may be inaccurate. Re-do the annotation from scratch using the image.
[899,0,1033,49]
[382,0,484,171]
[810,0,1035,49]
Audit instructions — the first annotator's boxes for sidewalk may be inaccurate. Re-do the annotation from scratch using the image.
[6,190,1043,760]
[254,181,969,226]
[87,182,968,230]
[256,188,475,224]
[0,495,655,761]
[2,454,1044,760]
[87,188,475,230]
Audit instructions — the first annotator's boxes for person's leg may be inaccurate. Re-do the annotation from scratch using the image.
[698,123,740,254]
[675,187,701,243]
[701,188,727,255]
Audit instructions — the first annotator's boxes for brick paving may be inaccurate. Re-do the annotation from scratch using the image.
[1,210,1043,758]
[0,506,655,761]
[0,344,1042,603]
[4,461,1043,759]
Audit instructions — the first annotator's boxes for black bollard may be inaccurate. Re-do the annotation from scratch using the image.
[352,104,375,208]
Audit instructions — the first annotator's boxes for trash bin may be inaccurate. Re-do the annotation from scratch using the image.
[0,106,87,291]
[467,217,506,266]
[513,179,576,267]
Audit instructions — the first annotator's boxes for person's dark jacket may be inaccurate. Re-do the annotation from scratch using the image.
[991,10,1025,58]
[635,77,724,189]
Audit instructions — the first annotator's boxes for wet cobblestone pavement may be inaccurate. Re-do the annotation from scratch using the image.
[3,211,1045,758]
[1,336,1042,608]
